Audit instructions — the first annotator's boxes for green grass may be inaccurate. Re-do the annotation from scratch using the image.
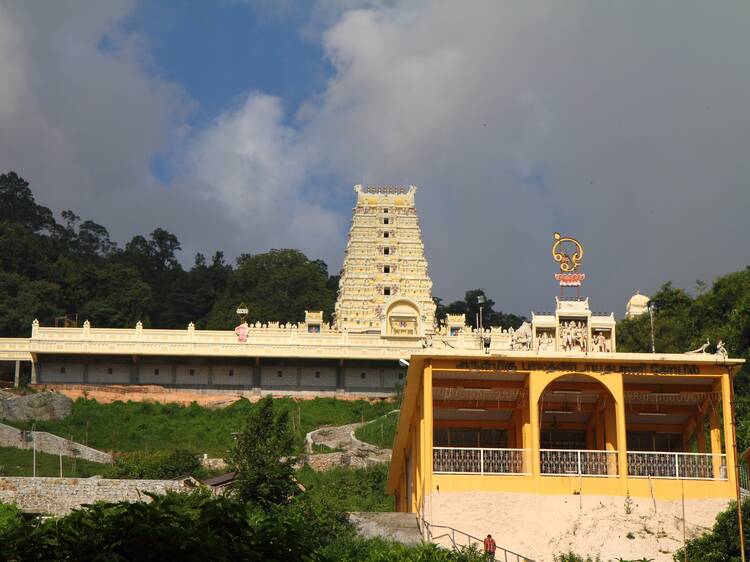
[0,446,105,478]
[4,397,395,457]
[354,410,399,449]
[296,463,394,512]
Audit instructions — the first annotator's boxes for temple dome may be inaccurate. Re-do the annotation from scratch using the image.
[625,291,650,319]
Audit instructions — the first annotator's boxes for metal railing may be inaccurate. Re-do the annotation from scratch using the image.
[627,451,727,480]
[433,447,530,474]
[420,519,535,562]
[540,449,618,477]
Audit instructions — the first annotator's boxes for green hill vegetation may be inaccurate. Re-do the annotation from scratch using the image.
[0,171,520,350]
[0,446,103,478]
[4,396,394,456]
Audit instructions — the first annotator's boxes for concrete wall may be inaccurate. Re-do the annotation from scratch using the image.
[261,365,298,387]
[344,366,384,390]
[138,364,172,384]
[0,422,112,463]
[0,477,190,515]
[36,356,400,393]
[300,366,337,389]
[175,364,209,385]
[88,364,130,384]
[212,364,251,386]
[40,362,84,383]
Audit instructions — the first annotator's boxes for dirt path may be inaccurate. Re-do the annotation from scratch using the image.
[305,411,397,465]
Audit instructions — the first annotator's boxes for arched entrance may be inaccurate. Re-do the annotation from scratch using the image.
[382,298,422,337]
[538,374,620,476]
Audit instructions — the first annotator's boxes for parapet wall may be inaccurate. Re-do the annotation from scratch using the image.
[0,423,112,464]
[0,477,190,515]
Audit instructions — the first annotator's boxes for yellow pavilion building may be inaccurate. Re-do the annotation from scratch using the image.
[387,235,744,518]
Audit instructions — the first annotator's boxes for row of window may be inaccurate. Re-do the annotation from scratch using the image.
[58,366,404,381]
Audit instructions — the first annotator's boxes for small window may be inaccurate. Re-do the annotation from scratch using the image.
[383,208,389,214]
[384,287,391,296]
[154,368,160,375]
[383,265,390,274]
[383,218,390,225]
[228,369,234,377]
[398,373,404,380]
[361,372,366,379]
[107,367,113,375]
[60,366,66,374]
[277,370,283,377]
[383,231,389,238]
[383,247,390,255]
[315,371,321,379]
[189,368,195,376]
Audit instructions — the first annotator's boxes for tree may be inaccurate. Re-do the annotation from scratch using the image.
[226,396,298,507]
[0,171,56,233]
[207,249,336,328]
[435,289,526,330]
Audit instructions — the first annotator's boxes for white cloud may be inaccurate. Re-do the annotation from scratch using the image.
[291,1,750,314]
[181,92,340,256]
[2,1,749,316]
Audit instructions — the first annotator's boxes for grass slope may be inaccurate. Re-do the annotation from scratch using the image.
[5,397,394,457]
[0,446,104,478]
[354,410,399,449]
[296,463,394,512]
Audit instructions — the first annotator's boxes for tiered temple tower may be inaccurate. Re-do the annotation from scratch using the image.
[333,185,436,336]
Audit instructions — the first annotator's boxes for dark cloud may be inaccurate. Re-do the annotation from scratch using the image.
[1,1,748,317]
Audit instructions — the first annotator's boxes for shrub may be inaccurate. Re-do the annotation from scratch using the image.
[106,449,203,479]
[674,498,750,562]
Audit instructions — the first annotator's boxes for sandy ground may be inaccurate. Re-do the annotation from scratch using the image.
[37,384,392,407]
[429,492,728,562]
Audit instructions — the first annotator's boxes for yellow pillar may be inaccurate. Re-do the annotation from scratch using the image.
[696,415,707,454]
[596,408,605,450]
[528,371,543,491]
[710,407,723,480]
[508,409,518,448]
[613,385,629,491]
[419,361,433,527]
[721,373,738,491]
[521,395,531,473]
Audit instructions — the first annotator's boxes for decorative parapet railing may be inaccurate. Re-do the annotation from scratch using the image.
[433,447,530,475]
[540,449,618,477]
[432,448,729,482]
[0,323,523,360]
[627,451,727,480]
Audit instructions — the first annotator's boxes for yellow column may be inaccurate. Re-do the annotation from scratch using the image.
[521,395,531,473]
[422,361,433,526]
[720,373,738,491]
[528,371,543,491]
[614,384,629,492]
[508,409,518,448]
[696,415,707,454]
[596,407,605,450]
[710,407,723,480]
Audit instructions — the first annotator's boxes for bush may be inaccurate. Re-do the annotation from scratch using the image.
[674,498,750,562]
[106,449,203,479]
[297,463,394,512]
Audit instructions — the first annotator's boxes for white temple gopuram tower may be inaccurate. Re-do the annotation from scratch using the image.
[333,185,436,336]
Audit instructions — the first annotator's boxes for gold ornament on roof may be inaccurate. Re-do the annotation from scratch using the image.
[552,232,584,272]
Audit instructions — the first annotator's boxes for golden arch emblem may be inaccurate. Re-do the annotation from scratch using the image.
[552,232,584,272]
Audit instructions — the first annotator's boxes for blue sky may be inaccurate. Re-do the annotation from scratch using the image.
[124,1,333,182]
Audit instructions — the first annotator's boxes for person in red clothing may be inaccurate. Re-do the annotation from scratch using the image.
[483,534,496,561]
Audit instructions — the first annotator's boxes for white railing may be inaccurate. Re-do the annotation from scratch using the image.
[627,451,727,480]
[433,447,530,474]
[420,519,535,562]
[540,449,618,477]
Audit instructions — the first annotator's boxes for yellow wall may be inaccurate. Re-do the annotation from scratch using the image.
[388,354,742,510]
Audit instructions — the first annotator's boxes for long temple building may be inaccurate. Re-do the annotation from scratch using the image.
[0,185,507,395]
